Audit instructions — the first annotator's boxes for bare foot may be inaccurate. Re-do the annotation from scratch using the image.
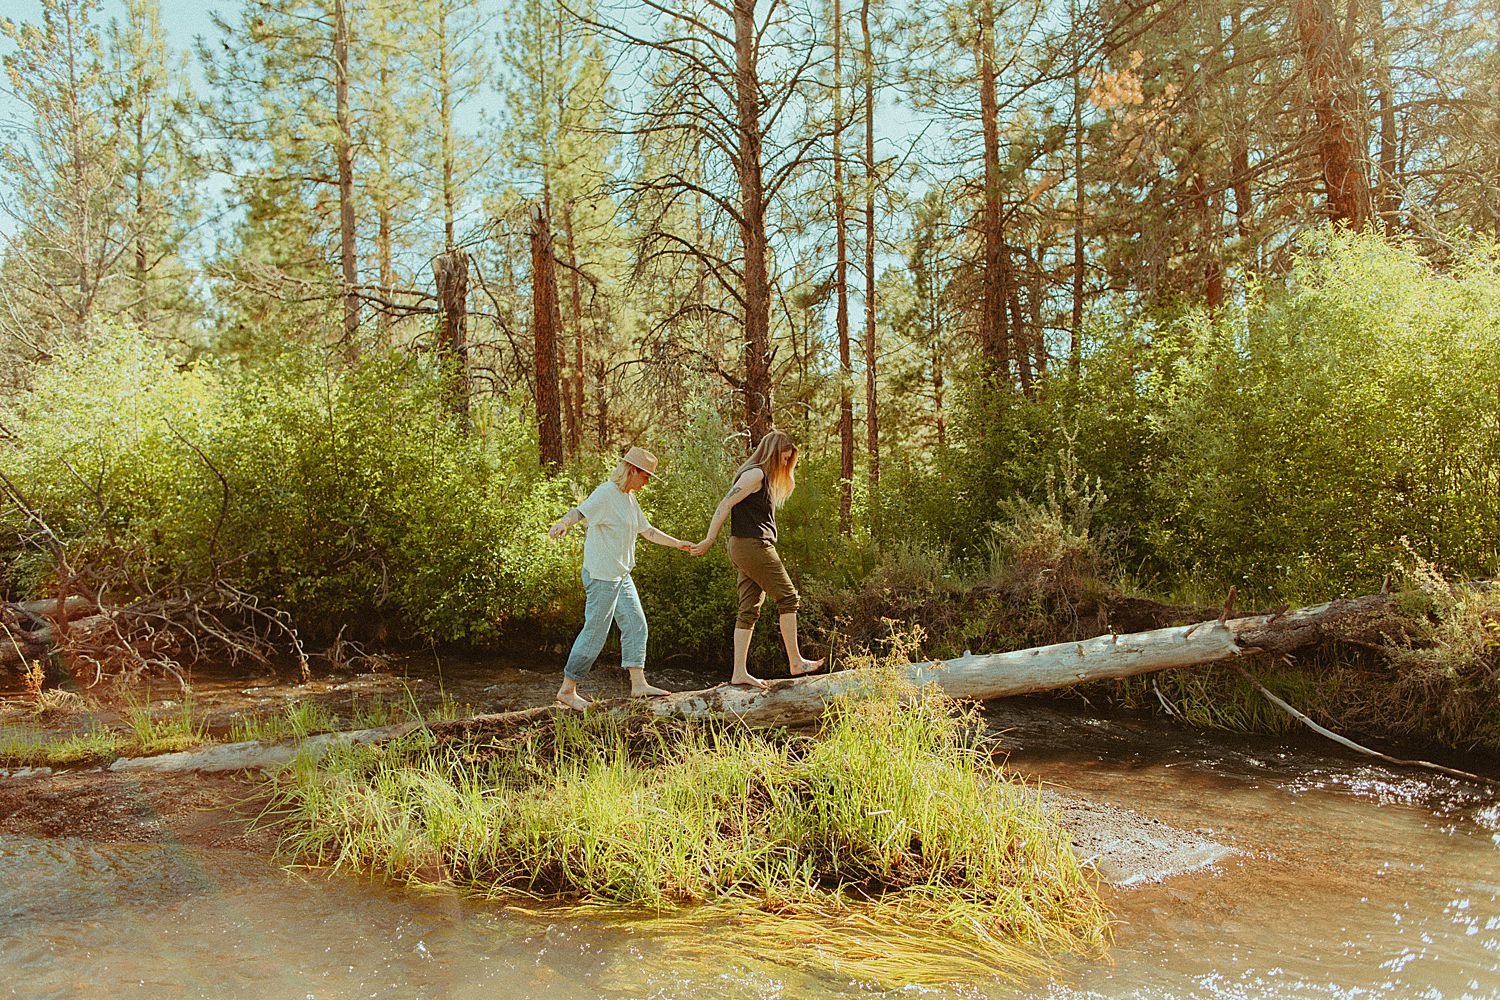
[789,657,826,677]
[555,690,590,711]
[630,682,671,698]
[729,671,769,690]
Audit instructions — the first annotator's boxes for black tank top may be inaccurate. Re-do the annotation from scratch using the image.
[729,470,777,543]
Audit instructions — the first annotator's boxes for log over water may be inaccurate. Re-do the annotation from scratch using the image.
[113,597,1401,775]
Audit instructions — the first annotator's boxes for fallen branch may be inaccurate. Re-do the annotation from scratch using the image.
[1231,662,1498,787]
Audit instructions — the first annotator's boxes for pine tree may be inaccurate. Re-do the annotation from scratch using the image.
[1,0,124,349]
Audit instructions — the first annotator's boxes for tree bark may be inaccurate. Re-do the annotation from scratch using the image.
[975,0,1009,377]
[832,0,854,536]
[530,202,565,469]
[433,249,470,423]
[732,0,775,443]
[1293,0,1371,230]
[334,0,360,356]
[562,201,587,456]
[861,0,879,499]
[1069,0,1084,377]
[1369,0,1401,228]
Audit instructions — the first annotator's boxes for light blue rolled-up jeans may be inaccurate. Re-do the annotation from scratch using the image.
[563,568,648,680]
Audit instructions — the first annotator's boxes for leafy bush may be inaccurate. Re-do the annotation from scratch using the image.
[945,229,1500,602]
[1149,231,1500,598]
[0,330,574,646]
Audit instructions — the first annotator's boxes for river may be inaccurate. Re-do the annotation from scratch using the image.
[2,670,1497,999]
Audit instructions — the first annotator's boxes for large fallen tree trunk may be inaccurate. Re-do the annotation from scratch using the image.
[114,595,1402,775]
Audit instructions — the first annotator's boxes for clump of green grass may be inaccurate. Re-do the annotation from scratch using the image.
[0,724,127,766]
[349,693,401,730]
[122,694,207,755]
[228,700,341,744]
[273,655,1110,985]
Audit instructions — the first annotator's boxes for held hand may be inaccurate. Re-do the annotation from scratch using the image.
[548,521,569,539]
[689,539,712,557]
[677,540,693,553]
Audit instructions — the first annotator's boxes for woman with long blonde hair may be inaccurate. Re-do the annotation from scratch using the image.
[691,430,824,688]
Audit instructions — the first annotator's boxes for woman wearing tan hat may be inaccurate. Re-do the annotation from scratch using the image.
[548,446,693,711]
[690,429,824,689]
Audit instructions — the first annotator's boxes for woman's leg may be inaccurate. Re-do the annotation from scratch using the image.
[741,543,823,676]
[613,576,668,697]
[731,625,760,688]
[779,612,824,676]
[558,570,622,709]
[728,540,769,689]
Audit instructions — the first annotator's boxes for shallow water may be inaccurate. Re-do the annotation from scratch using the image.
[2,674,1497,998]
[998,704,1500,998]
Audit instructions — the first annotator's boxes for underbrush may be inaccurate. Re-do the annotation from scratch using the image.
[271,653,1111,985]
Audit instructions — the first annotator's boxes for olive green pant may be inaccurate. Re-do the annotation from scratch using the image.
[728,536,800,629]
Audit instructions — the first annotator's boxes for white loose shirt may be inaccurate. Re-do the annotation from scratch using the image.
[576,482,651,581]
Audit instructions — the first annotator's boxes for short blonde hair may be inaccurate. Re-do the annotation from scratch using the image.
[609,460,634,489]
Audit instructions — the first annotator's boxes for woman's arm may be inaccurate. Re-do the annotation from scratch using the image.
[691,468,762,555]
[640,525,693,552]
[547,506,585,539]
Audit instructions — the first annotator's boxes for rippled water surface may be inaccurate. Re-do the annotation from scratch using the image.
[2,691,1497,999]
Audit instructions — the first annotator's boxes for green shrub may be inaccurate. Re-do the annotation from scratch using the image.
[0,330,574,645]
[1148,231,1500,598]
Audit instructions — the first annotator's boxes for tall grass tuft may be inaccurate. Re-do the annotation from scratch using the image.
[273,647,1111,985]
[122,693,206,755]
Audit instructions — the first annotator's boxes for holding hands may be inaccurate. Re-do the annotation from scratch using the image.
[688,538,713,557]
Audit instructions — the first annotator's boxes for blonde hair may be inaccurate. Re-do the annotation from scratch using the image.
[609,461,634,489]
[735,429,798,509]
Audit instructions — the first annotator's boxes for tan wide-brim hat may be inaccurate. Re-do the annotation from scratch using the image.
[622,445,659,478]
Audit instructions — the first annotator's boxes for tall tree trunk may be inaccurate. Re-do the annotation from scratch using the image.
[1231,144,1252,240]
[1190,169,1225,310]
[1228,11,1254,247]
[563,201,586,456]
[530,201,565,470]
[65,11,91,334]
[861,0,879,497]
[1369,0,1401,228]
[976,0,1008,377]
[375,47,393,342]
[733,0,774,443]
[134,110,147,325]
[593,356,609,449]
[438,2,456,251]
[1007,252,1030,395]
[832,0,854,536]
[1292,0,1371,230]
[1069,0,1084,377]
[433,250,470,423]
[334,0,360,356]
[926,240,946,447]
[1027,249,1046,381]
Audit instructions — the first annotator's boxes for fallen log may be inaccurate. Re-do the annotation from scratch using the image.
[0,614,116,669]
[115,598,1379,775]
[14,596,97,619]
